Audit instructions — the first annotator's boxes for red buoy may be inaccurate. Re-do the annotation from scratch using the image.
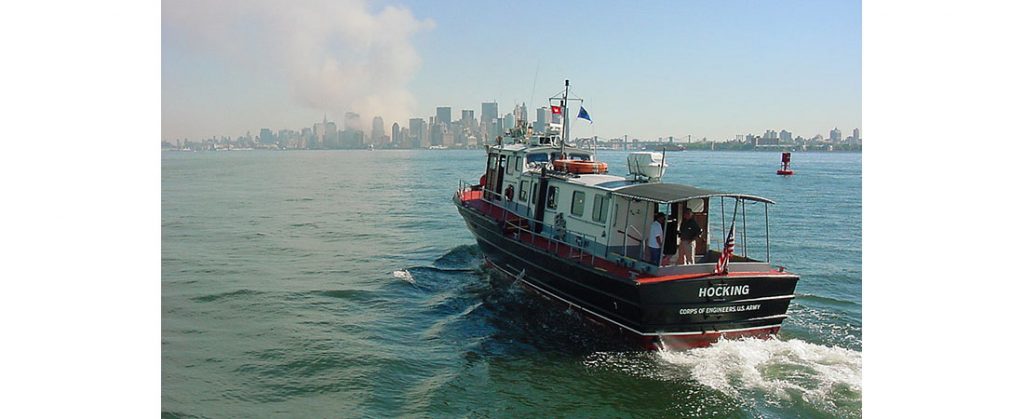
[776,152,794,175]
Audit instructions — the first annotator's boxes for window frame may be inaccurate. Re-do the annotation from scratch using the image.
[592,194,608,223]
[571,190,586,217]
[547,186,559,209]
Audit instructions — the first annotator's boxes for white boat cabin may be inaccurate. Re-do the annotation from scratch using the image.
[477,135,777,276]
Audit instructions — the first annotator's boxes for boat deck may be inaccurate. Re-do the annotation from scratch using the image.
[458,188,793,285]
[460,190,639,281]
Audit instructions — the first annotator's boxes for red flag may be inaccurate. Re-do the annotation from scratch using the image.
[714,224,735,275]
[551,105,562,115]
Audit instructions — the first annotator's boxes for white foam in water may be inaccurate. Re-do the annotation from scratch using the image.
[657,337,861,414]
[392,269,415,283]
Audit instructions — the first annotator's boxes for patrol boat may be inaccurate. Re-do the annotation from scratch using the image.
[453,81,799,350]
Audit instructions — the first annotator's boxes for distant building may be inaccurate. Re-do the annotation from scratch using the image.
[345,112,362,131]
[409,118,426,148]
[371,116,385,145]
[534,107,550,133]
[340,129,363,148]
[780,130,793,143]
[313,114,338,148]
[392,122,401,147]
[436,107,452,125]
[853,128,861,142]
[829,127,843,143]
[503,112,515,135]
[400,127,410,148]
[481,102,499,140]
[259,128,274,145]
[481,102,498,124]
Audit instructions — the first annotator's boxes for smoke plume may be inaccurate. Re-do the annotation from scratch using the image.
[163,0,433,127]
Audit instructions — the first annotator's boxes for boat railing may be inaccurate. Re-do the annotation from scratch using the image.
[457,180,602,266]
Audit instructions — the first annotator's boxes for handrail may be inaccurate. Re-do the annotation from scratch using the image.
[458,180,677,273]
[457,180,602,264]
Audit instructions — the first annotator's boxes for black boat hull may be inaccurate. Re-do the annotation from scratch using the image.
[455,200,799,350]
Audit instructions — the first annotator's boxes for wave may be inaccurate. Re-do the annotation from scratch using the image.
[432,244,480,269]
[794,293,861,308]
[656,337,861,417]
[191,289,263,303]
[392,269,415,284]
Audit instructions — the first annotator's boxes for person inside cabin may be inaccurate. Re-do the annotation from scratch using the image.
[647,212,666,265]
[677,207,703,265]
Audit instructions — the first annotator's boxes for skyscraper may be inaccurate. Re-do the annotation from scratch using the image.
[829,127,843,143]
[371,116,385,145]
[259,128,274,145]
[342,112,363,148]
[345,112,362,131]
[460,109,475,130]
[503,113,515,135]
[534,107,550,133]
[392,122,400,147]
[481,102,498,125]
[481,102,498,140]
[436,107,452,125]
[409,118,426,148]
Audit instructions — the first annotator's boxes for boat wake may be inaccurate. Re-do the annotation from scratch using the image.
[658,338,860,412]
[392,269,416,284]
[586,337,861,417]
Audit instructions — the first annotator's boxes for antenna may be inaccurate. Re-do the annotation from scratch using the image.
[559,80,569,158]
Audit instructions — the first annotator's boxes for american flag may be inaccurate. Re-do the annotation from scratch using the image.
[715,224,735,274]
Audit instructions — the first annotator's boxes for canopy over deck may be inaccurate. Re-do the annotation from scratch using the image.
[611,183,776,204]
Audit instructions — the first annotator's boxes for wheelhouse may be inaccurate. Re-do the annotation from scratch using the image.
[470,141,778,279]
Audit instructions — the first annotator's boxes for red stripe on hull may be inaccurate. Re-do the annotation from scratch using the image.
[639,326,781,351]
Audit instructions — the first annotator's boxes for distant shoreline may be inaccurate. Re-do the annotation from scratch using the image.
[161,147,862,153]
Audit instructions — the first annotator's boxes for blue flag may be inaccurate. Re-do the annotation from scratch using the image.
[577,106,592,123]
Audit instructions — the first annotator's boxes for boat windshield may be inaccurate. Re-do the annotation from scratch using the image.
[527,153,549,164]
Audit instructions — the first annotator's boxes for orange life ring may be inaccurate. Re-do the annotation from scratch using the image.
[552,159,609,174]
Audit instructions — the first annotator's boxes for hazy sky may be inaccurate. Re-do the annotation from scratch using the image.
[162,0,861,141]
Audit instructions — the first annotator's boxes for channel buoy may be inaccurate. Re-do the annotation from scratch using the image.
[776,152,794,176]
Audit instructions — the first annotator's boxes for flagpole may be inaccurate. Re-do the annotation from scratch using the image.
[560,79,569,158]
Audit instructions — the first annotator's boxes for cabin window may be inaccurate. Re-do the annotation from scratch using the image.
[569,153,591,161]
[532,183,538,203]
[571,191,586,217]
[527,153,548,164]
[519,180,529,201]
[504,156,512,175]
[515,156,522,172]
[547,186,559,209]
[593,195,608,223]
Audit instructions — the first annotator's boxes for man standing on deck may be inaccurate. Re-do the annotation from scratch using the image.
[648,212,666,265]
[678,207,703,264]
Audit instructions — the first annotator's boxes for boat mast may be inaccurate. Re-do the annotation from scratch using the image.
[560,79,569,157]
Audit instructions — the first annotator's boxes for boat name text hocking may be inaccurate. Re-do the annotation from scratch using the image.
[697,285,750,298]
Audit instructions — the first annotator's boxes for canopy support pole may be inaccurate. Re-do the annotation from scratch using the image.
[741,199,747,258]
[765,202,771,263]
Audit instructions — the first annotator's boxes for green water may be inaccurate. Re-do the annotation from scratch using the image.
[162,149,861,417]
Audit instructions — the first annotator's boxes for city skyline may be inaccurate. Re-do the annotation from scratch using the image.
[161,99,861,151]
[163,0,861,144]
